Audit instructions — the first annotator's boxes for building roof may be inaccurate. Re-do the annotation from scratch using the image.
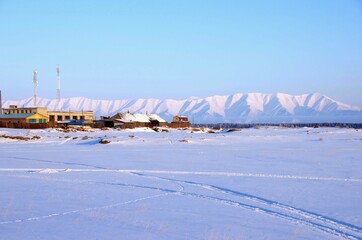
[3,106,47,110]
[113,113,149,123]
[0,113,34,119]
[112,112,166,123]
[133,113,151,123]
[113,113,140,123]
[0,113,48,119]
[147,114,166,123]
[48,110,93,114]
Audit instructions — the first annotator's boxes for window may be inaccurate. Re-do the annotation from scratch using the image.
[28,119,37,123]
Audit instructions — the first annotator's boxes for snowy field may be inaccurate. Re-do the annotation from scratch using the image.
[0,126,361,240]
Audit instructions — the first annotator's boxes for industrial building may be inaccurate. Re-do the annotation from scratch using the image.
[1,105,93,123]
[0,102,49,128]
[48,110,93,122]
[2,105,48,116]
[0,104,93,129]
[0,113,48,124]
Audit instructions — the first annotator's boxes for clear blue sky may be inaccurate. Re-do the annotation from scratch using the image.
[1,0,361,106]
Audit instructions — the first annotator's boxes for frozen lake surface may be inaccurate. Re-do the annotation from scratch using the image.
[0,127,361,239]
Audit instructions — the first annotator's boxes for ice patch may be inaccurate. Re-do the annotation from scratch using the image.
[38,169,60,174]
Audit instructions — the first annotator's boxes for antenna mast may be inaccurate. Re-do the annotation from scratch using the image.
[33,70,38,107]
[56,65,61,109]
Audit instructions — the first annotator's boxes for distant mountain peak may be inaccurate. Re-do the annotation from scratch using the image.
[3,93,361,123]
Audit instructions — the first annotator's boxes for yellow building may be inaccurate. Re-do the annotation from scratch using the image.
[26,113,48,123]
[48,111,93,122]
[2,105,93,123]
[3,105,48,116]
[0,113,48,124]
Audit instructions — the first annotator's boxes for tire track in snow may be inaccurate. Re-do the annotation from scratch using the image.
[154,174,362,238]
[0,173,182,226]
[0,193,169,225]
[97,181,185,193]
[130,172,362,240]
[5,156,108,170]
[178,191,359,240]
[51,176,359,240]
[1,169,360,239]
[87,178,361,240]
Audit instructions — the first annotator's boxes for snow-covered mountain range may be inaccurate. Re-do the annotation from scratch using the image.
[3,93,362,123]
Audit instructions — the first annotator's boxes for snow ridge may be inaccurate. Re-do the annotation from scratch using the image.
[3,93,362,123]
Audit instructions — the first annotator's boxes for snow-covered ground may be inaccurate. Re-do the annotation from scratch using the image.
[0,127,361,240]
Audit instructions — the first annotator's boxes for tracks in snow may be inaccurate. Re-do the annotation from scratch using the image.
[0,192,169,225]
[1,167,361,239]
[4,156,108,170]
[129,172,362,240]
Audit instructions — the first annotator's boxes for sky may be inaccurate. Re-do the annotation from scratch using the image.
[0,0,361,106]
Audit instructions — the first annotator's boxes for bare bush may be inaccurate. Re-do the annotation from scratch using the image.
[0,135,41,141]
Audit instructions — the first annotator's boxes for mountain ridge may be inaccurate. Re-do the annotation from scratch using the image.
[3,93,362,123]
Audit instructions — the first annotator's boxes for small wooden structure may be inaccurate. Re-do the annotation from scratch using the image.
[172,116,189,123]
[169,115,190,128]
[94,116,115,128]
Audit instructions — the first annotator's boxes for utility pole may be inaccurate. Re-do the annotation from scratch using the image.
[56,65,61,109]
[33,70,38,107]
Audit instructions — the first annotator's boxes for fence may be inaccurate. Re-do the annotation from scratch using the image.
[168,122,190,128]
[0,122,50,129]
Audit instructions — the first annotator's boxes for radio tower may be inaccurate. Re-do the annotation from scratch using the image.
[56,65,61,109]
[33,70,38,107]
